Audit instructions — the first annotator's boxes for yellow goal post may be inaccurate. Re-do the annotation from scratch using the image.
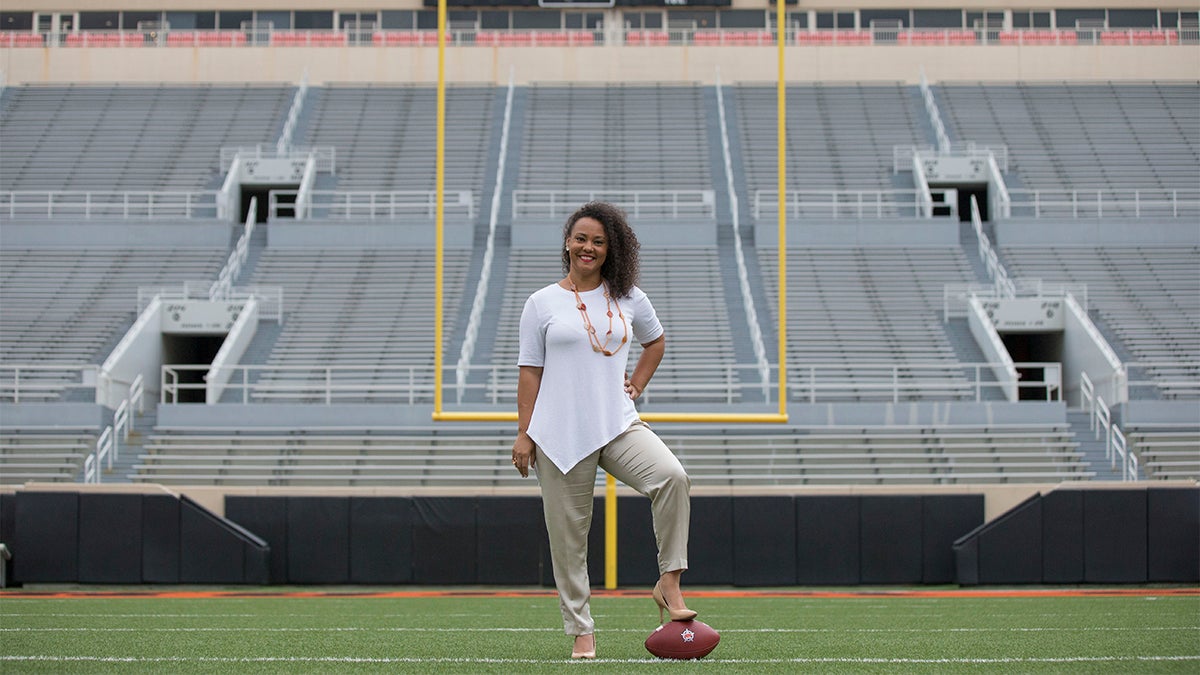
[429,0,790,587]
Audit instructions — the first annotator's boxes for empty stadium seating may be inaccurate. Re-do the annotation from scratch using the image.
[487,246,739,404]
[936,82,1200,198]
[241,248,472,403]
[757,246,979,401]
[1125,423,1200,480]
[1,79,1197,491]
[517,84,712,193]
[133,421,1091,486]
[0,247,228,400]
[1000,245,1200,398]
[0,84,294,192]
[299,85,495,201]
[0,428,96,483]
[733,83,927,208]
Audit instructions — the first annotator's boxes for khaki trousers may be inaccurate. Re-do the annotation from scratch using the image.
[535,421,691,636]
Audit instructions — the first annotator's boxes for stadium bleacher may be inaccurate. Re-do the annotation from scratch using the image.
[757,246,980,401]
[734,83,926,201]
[300,84,497,198]
[0,74,1197,488]
[0,84,294,192]
[241,248,473,403]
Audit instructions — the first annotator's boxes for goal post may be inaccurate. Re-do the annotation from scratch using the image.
[430,0,789,425]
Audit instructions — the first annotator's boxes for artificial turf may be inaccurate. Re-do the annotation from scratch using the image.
[0,588,1197,673]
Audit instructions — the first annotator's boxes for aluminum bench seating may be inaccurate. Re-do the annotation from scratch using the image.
[518,84,712,192]
[133,421,1088,486]
[935,82,1199,194]
[1125,424,1200,480]
[1,84,293,192]
[0,430,95,483]
[303,85,494,198]
[734,83,926,202]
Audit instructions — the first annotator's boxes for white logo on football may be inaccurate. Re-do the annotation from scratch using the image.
[681,628,695,642]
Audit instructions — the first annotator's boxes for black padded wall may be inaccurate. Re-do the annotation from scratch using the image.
[477,496,546,585]
[585,496,605,587]
[13,492,78,583]
[78,493,142,583]
[226,496,289,583]
[796,496,860,585]
[0,493,14,585]
[1147,488,1200,582]
[688,496,733,585]
[179,496,270,584]
[350,496,413,584]
[142,494,180,583]
[955,488,1198,585]
[923,495,984,583]
[288,497,350,584]
[1042,489,1084,583]
[861,496,923,584]
[413,497,477,584]
[734,496,795,585]
[977,494,1042,584]
[616,496,658,586]
[1083,489,1147,583]
[0,493,14,545]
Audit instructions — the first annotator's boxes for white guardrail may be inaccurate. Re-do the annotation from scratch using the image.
[1007,188,1200,219]
[753,189,929,219]
[1,191,218,219]
[288,190,476,220]
[1080,371,1140,481]
[513,190,715,220]
[159,361,1064,406]
[83,373,145,484]
[0,363,99,403]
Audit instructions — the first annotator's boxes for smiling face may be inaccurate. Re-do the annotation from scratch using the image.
[564,216,608,286]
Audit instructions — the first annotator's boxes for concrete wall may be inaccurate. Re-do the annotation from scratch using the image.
[3,45,1197,87]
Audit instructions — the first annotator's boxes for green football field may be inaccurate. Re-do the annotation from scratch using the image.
[1,588,1197,673]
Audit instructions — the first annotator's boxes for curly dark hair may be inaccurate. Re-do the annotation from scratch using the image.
[561,201,641,299]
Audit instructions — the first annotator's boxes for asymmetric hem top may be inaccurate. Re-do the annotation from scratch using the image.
[517,282,664,473]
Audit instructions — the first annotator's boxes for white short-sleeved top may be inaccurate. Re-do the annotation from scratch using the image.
[518,282,664,473]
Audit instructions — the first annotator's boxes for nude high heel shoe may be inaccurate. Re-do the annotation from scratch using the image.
[571,634,595,660]
[652,581,698,623]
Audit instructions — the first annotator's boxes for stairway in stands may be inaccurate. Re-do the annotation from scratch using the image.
[88,403,157,484]
[1067,410,1126,481]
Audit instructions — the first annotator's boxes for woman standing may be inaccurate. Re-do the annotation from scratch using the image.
[511,201,696,659]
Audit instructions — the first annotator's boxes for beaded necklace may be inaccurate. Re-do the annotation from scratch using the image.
[569,279,628,357]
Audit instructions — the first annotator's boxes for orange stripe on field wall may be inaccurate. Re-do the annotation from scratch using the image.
[2,588,1196,600]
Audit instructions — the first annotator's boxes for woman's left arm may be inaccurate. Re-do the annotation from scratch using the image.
[625,335,665,400]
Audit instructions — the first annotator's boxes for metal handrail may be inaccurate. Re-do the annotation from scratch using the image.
[456,73,515,402]
[1007,188,1200,219]
[716,71,771,397]
[0,363,99,403]
[1,191,218,219]
[159,361,1064,406]
[298,189,475,220]
[754,189,929,220]
[513,190,715,220]
[210,197,257,300]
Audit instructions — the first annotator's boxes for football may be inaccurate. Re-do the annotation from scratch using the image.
[644,620,720,659]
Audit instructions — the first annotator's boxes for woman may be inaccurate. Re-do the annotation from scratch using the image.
[512,201,696,660]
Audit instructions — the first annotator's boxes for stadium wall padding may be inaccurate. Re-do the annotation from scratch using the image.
[218,494,983,587]
[17,489,1194,586]
[7,491,269,585]
[954,487,1199,584]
